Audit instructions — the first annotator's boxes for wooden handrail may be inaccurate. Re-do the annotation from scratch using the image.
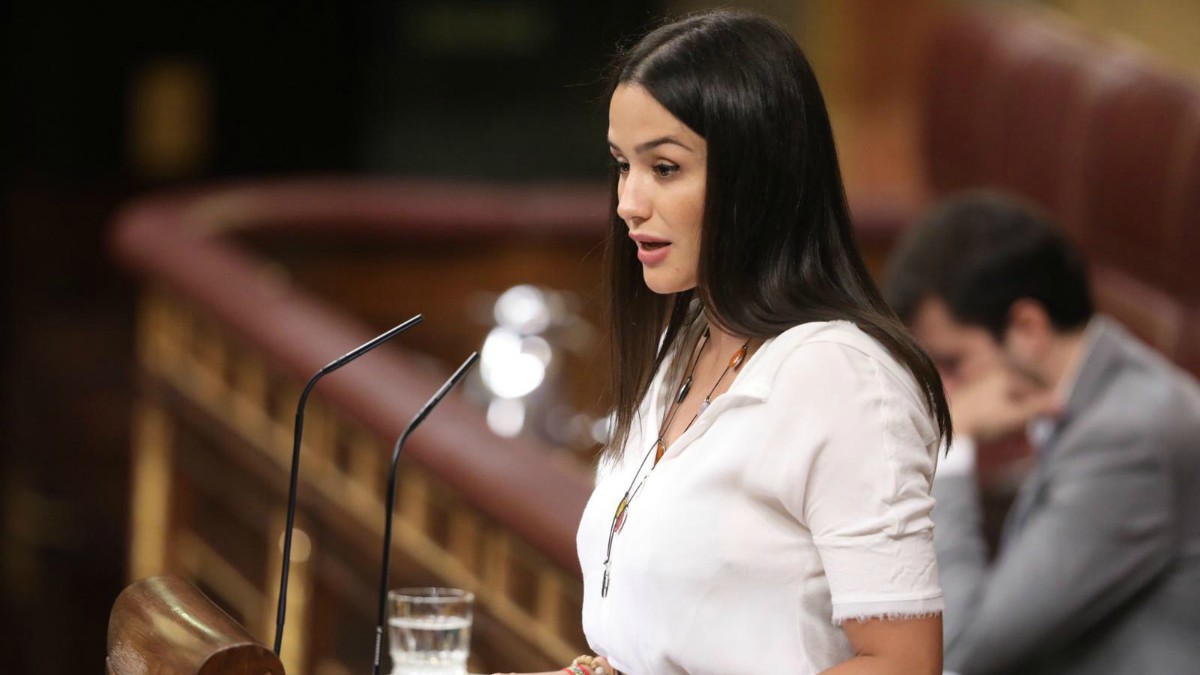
[107,576,284,675]
[111,179,606,573]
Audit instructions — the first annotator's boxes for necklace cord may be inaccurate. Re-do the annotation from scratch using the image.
[600,331,752,597]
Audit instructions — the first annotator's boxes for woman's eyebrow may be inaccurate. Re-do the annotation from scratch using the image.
[607,136,694,154]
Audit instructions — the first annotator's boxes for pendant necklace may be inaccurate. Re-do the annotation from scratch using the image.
[601,329,751,597]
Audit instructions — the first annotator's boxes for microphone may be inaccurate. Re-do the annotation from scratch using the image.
[371,352,480,675]
[273,314,424,655]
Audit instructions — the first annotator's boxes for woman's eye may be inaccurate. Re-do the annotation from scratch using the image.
[611,159,630,173]
[654,163,680,178]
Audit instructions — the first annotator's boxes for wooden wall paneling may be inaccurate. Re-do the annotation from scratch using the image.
[127,397,174,582]
[266,509,314,675]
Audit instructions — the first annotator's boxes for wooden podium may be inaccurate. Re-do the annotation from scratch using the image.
[107,576,285,675]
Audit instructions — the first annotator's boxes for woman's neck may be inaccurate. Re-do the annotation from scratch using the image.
[703,316,748,357]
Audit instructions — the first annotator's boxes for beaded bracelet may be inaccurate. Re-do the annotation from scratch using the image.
[560,655,607,675]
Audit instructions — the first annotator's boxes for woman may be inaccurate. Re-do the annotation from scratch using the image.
[506,10,950,675]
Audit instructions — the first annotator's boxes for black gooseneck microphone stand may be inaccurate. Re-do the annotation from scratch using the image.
[371,352,479,675]
[273,314,424,655]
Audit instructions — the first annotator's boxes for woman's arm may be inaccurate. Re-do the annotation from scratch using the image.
[822,615,942,675]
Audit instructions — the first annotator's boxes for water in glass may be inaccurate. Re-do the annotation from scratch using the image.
[387,587,473,675]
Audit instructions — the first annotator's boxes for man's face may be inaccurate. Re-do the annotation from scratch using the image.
[910,297,1005,394]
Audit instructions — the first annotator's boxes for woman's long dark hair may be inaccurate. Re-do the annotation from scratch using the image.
[604,10,952,457]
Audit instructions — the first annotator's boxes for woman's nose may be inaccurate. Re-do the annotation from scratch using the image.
[616,174,651,226]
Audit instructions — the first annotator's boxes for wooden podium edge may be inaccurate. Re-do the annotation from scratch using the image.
[107,575,285,675]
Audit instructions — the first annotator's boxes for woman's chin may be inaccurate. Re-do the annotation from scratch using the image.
[642,271,696,295]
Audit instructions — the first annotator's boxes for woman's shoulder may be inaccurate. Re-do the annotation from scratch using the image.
[758,320,925,402]
[759,321,939,445]
[766,320,904,371]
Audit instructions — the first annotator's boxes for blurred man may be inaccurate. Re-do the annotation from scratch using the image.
[885,192,1200,675]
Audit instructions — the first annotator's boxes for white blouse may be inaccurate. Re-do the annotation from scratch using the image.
[576,321,944,675]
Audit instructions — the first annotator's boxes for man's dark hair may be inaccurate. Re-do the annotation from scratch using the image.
[884,191,1094,340]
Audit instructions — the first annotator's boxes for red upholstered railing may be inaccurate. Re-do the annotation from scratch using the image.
[113,180,609,573]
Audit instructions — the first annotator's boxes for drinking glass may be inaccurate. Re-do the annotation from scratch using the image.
[387,587,474,675]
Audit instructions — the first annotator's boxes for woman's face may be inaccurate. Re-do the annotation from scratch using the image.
[608,83,708,294]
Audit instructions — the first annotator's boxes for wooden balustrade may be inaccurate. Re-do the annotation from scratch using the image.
[114,180,611,674]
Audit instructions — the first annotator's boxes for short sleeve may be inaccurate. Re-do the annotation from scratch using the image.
[767,340,944,624]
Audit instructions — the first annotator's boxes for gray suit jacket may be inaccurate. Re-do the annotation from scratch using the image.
[934,317,1200,675]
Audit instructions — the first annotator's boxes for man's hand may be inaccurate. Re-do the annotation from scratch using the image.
[950,366,1060,442]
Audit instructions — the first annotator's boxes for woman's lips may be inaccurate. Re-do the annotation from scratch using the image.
[636,240,671,265]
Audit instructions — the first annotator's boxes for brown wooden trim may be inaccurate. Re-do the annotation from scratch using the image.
[113,181,603,572]
[108,576,285,675]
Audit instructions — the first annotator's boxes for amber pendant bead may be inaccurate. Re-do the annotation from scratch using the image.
[653,438,667,464]
[614,497,629,533]
[729,344,748,369]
